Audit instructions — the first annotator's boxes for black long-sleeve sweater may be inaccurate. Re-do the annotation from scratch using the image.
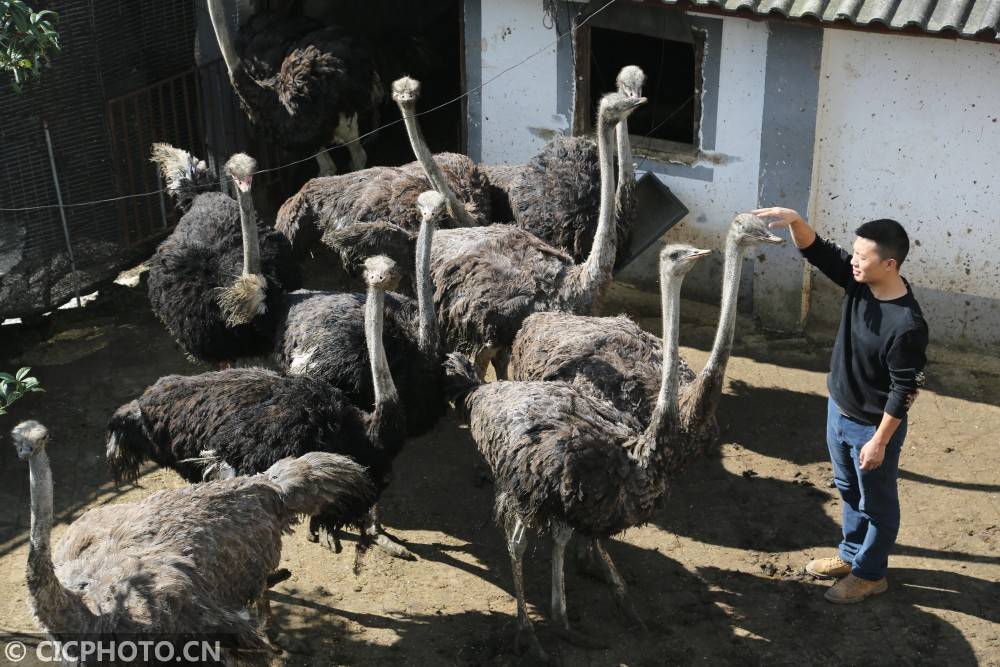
[802,235,928,425]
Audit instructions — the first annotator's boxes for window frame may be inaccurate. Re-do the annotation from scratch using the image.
[571,5,706,165]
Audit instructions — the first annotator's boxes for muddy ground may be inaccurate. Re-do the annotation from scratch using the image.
[0,275,997,666]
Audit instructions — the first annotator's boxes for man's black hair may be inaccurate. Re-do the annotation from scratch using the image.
[855,218,909,267]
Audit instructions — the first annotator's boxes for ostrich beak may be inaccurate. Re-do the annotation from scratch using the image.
[683,248,712,263]
[762,232,784,245]
[627,96,648,111]
[232,175,253,193]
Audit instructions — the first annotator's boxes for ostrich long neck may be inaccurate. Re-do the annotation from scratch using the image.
[574,109,619,309]
[26,452,91,630]
[686,234,744,426]
[615,119,635,210]
[635,263,683,469]
[237,189,261,276]
[399,102,476,228]
[415,217,437,355]
[206,0,241,78]
[365,285,399,408]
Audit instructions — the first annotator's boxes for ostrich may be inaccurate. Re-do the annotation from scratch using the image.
[429,91,646,378]
[275,78,490,266]
[14,419,373,664]
[147,147,300,366]
[611,65,646,269]
[510,213,784,440]
[444,244,710,661]
[275,191,448,439]
[206,0,379,175]
[479,65,646,264]
[108,256,410,559]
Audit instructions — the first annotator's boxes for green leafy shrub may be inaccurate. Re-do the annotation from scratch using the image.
[1,1,60,93]
[0,367,44,414]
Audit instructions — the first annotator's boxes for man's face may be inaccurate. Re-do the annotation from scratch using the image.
[851,237,895,284]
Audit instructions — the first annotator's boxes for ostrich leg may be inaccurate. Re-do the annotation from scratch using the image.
[334,112,367,173]
[551,523,608,649]
[364,504,416,561]
[594,539,646,630]
[474,346,499,380]
[505,518,547,662]
[316,149,338,176]
[492,348,511,381]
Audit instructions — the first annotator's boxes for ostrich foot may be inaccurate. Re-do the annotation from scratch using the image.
[573,539,612,583]
[365,506,416,561]
[553,625,609,650]
[369,529,417,560]
[615,593,647,631]
[594,539,646,630]
[514,626,549,663]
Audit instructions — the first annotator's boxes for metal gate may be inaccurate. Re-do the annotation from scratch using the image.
[107,68,206,248]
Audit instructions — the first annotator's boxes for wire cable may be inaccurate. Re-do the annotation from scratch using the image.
[1,0,620,212]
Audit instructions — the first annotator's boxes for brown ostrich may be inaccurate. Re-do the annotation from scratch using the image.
[444,244,710,661]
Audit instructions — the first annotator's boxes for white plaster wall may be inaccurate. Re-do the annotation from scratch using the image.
[478,0,565,164]
[809,30,1000,346]
[617,15,769,297]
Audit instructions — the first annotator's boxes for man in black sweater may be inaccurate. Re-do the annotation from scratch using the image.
[753,207,928,604]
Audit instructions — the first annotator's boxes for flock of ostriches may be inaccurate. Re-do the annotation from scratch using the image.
[14,12,785,663]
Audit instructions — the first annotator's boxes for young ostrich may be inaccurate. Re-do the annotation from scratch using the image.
[206,0,379,175]
[147,147,300,366]
[275,191,448,439]
[480,65,646,264]
[14,420,373,664]
[429,92,646,378]
[275,78,490,264]
[445,244,710,661]
[510,213,784,442]
[108,257,409,559]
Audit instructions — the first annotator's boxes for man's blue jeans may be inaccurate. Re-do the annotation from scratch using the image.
[826,397,908,581]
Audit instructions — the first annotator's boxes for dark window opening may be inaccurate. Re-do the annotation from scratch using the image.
[574,7,704,161]
[589,27,698,147]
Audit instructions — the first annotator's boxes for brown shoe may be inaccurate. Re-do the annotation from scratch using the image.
[824,574,888,604]
[805,555,852,579]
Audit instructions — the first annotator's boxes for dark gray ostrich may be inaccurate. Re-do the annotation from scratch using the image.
[275,191,448,439]
[14,420,373,665]
[275,77,490,266]
[510,213,784,442]
[444,244,710,661]
[479,65,645,264]
[429,91,646,378]
[108,257,409,559]
[147,146,301,366]
[207,0,379,175]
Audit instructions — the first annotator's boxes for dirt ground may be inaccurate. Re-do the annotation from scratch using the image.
[0,275,998,666]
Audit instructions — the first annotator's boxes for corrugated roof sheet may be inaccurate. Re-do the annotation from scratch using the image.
[651,0,1000,40]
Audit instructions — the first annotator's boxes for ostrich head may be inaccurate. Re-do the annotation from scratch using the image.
[363,255,401,292]
[616,65,646,98]
[416,190,447,226]
[730,213,784,248]
[12,420,48,461]
[661,244,712,278]
[225,153,257,193]
[599,92,647,126]
[391,77,421,107]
